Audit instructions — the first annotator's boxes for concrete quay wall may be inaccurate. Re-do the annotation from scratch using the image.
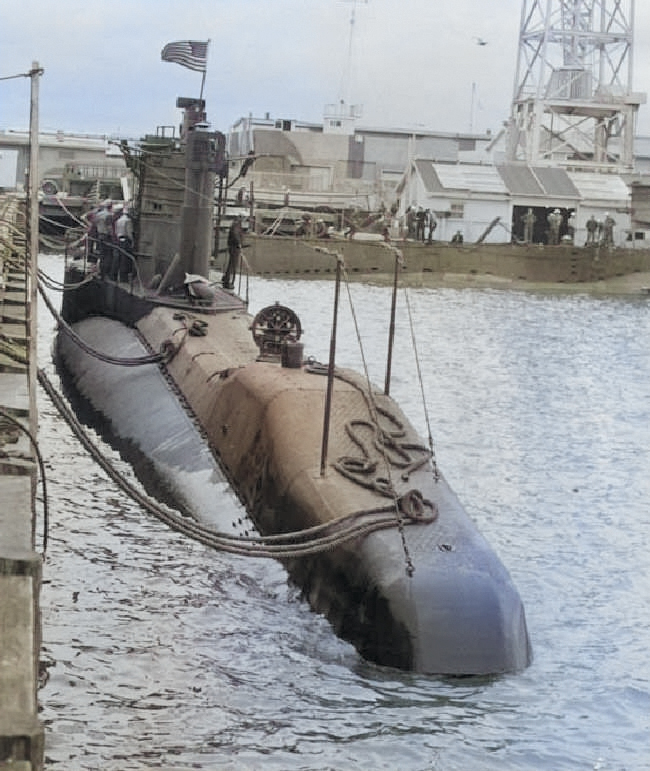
[0,194,44,770]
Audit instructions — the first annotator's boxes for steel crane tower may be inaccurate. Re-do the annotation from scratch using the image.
[507,0,645,170]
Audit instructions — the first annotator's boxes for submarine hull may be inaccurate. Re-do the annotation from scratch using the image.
[56,275,532,675]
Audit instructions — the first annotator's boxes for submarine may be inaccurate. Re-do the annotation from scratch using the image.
[53,94,532,675]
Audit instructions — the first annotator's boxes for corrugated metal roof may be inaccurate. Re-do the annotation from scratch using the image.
[414,159,445,193]
[532,166,580,198]
[496,165,544,196]
[567,171,630,202]
[495,164,580,198]
[433,163,508,194]
[413,158,630,204]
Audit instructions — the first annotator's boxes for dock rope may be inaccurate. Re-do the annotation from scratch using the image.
[339,262,418,575]
[0,408,49,555]
[402,286,440,481]
[0,332,28,365]
[38,267,94,292]
[38,279,177,367]
[37,368,433,558]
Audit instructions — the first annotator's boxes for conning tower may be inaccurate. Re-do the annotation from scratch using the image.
[132,97,226,287]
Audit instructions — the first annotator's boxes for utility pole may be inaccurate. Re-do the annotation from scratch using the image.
[27,61,43,443]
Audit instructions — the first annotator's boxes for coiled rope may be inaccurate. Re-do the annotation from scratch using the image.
[37,368,433,558]
[338,262,418,575]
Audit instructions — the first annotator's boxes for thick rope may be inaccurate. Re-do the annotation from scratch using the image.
[38,267,94,292]
[339,262,416,576]
[48,195,88,229]
[402,287,440,480]
[0,408,49,554]
[37,368,432,559]
[38,280,173,366]
[0,334,28,365]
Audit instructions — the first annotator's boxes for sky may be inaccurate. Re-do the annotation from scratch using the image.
[2,0,650,140]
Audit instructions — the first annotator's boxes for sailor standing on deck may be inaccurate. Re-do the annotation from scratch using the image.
[95,201,114,278]
[85,206,99,261]
[115,205,134,281]
[222,215,243,290]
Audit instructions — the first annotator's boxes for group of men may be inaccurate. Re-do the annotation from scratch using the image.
[405,206,437,242]
[87,200,134,281]
[520,207,616,247]
[585,213,616,246]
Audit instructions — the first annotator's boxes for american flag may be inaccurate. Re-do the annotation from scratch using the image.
[161,41,209,73]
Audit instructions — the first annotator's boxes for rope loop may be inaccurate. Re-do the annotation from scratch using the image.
[397,489,438,523]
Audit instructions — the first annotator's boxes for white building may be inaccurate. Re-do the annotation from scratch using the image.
[396,158,631,246]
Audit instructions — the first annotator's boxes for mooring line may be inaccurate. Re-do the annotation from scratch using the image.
[37,369,432,559]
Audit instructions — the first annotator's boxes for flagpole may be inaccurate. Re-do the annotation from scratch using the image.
[199,40,210,102]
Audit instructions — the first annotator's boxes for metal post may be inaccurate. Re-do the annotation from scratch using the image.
[214,175,223,266]
[249,179,255,232]
[27,61,42,456]
[320,254,343,476]
[384,249,400,395]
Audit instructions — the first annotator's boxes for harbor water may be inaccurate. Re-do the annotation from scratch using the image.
[37,255,650,770]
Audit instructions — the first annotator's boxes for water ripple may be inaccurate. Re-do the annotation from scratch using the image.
[38,257,650,770]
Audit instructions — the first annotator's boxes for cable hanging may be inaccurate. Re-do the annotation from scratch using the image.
[402,286,439,480]
[38,280,173,367]
[339,262,416,576]
[0,408,49,554]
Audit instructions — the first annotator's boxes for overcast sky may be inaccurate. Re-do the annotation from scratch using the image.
[2,0,650,140]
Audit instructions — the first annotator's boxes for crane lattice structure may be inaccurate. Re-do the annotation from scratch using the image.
[507,0,646,170]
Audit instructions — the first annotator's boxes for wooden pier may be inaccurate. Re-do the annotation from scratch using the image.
[0,193,44,770]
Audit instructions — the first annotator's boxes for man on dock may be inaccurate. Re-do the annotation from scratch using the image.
[586,215,598,245]
[522,208,536,243]
[415,207,426,241]
[603,213,616,247]
[547,208,562,245]
[426,209,437,243]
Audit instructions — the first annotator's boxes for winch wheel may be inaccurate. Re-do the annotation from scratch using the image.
[251,302,302,356]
